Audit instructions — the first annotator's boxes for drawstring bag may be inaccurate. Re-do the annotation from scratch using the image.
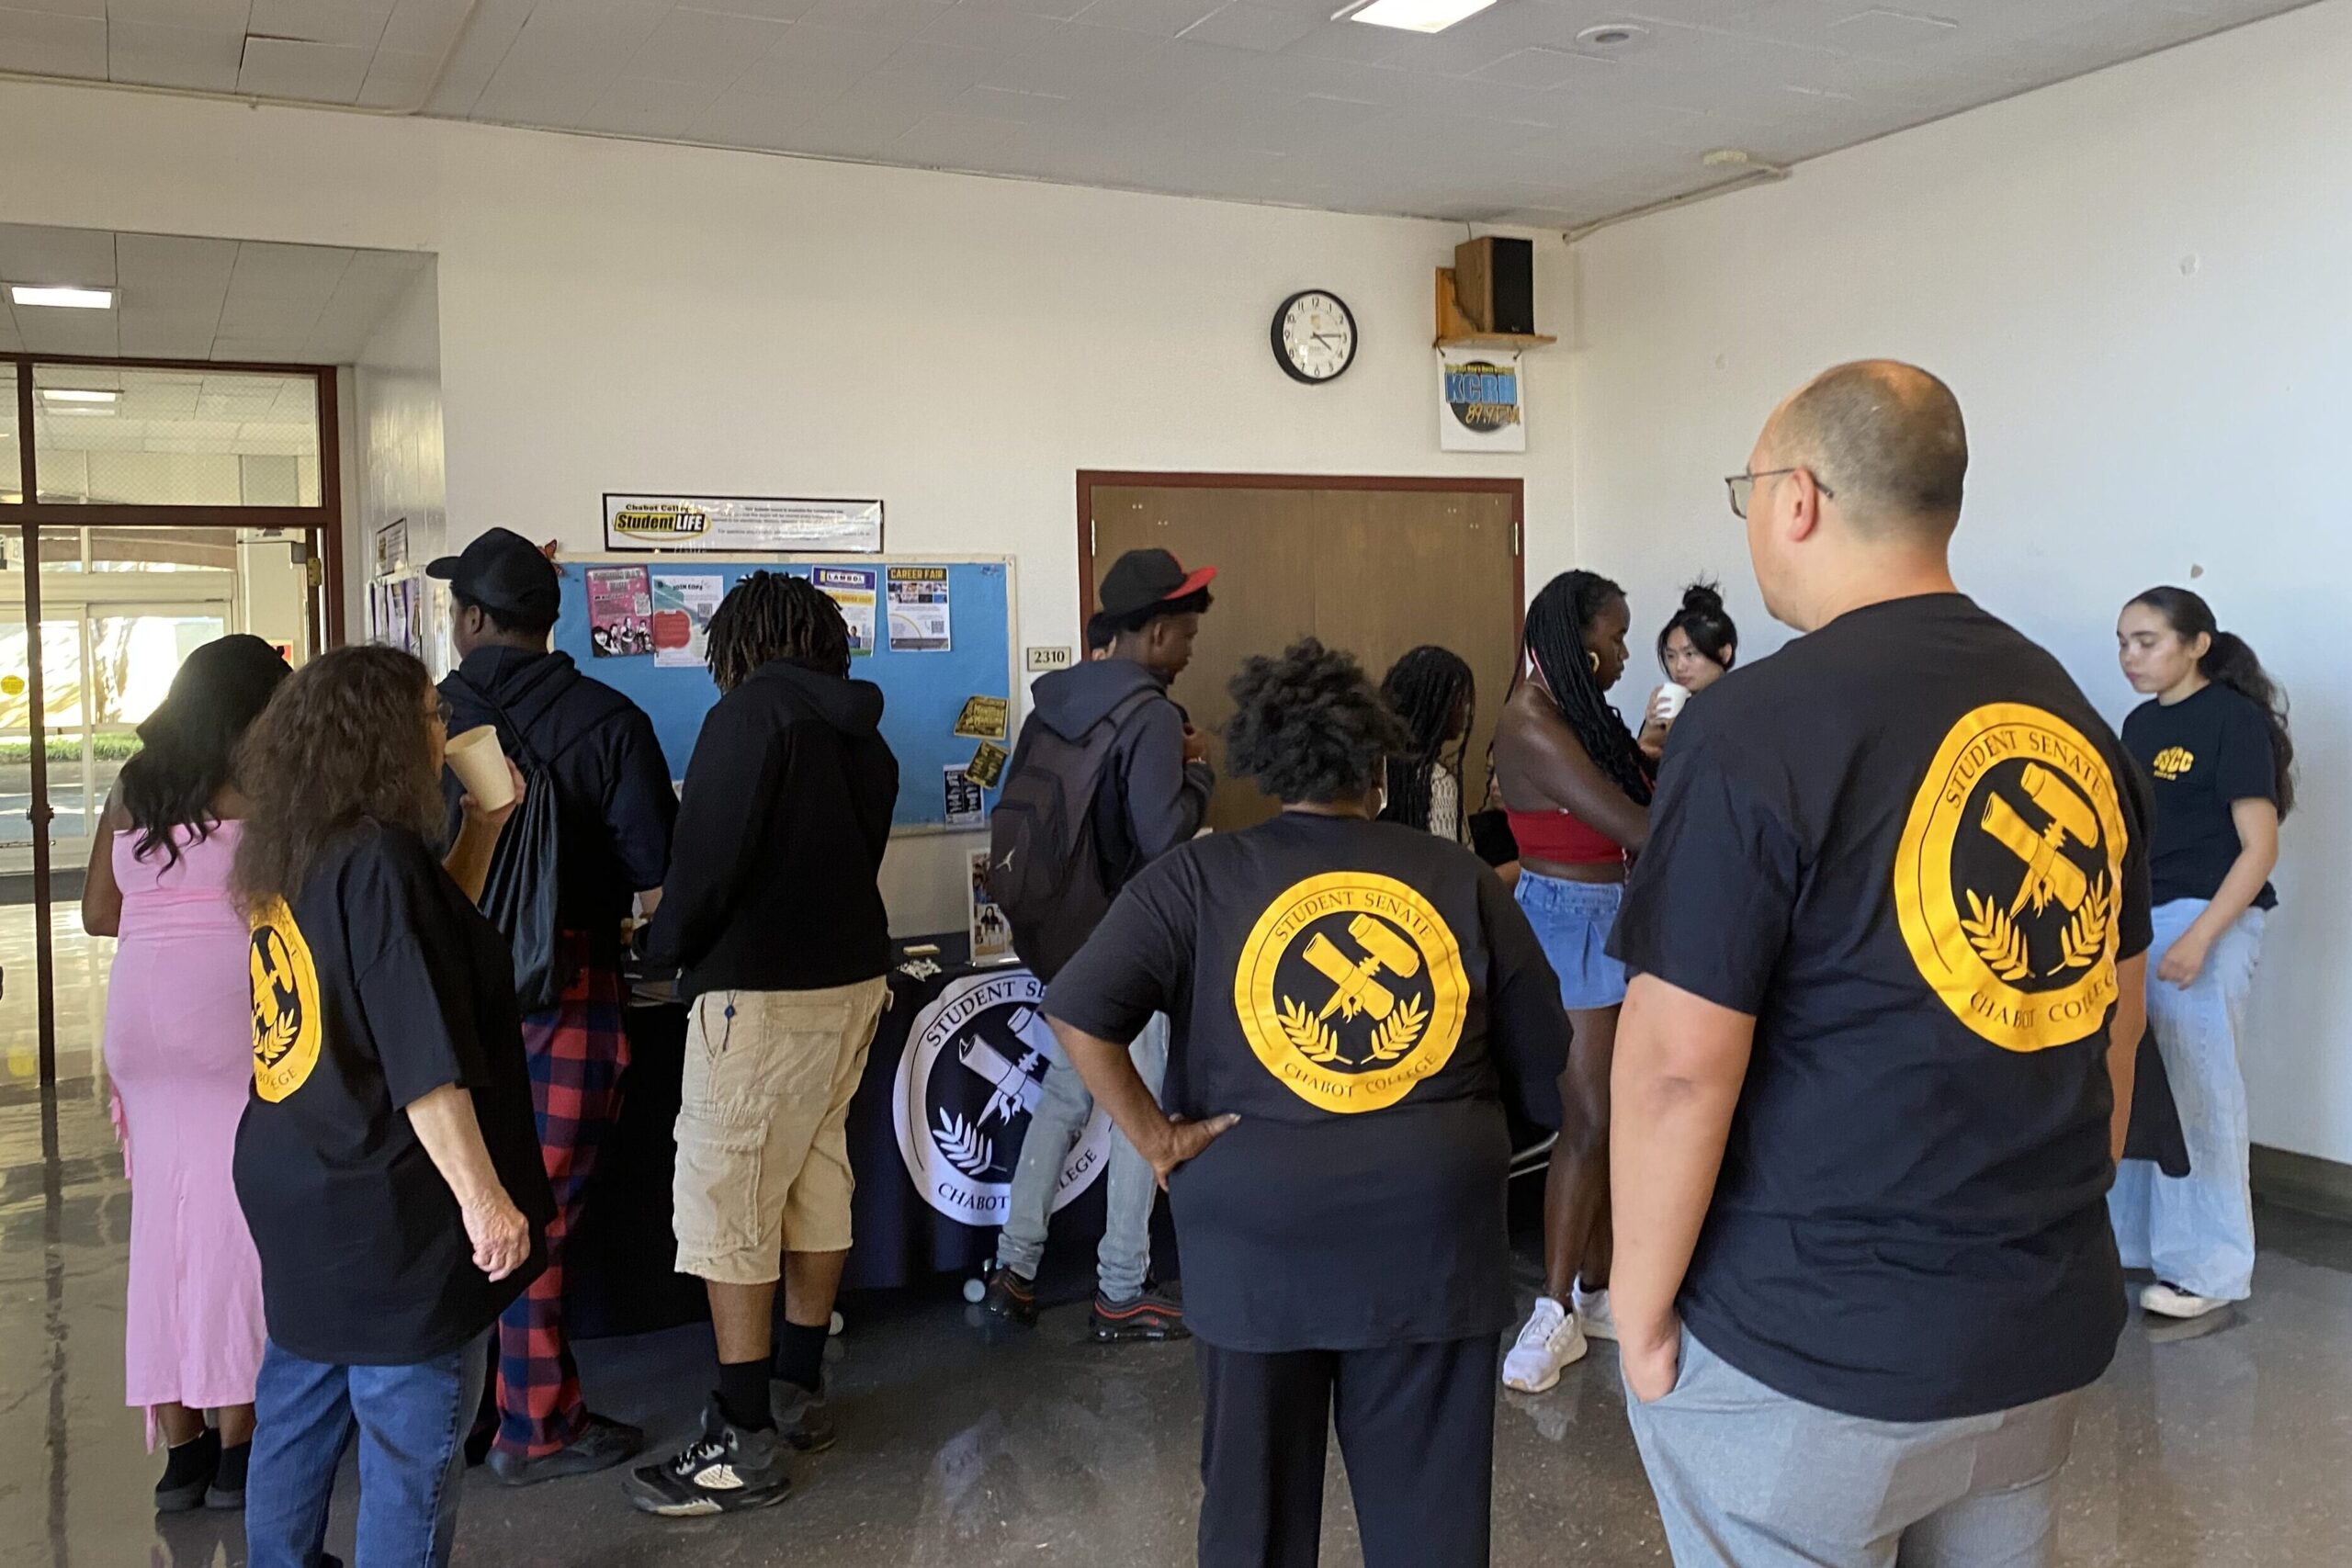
[452,675,570,1015]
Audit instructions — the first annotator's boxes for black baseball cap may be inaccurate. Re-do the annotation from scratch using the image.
[1098,548,1217,622]
[426,527,559,621]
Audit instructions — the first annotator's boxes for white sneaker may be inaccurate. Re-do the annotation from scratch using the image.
[1502,1297,1587,1393]
[2141,1281,2230,1321]
[1573,1284,1618,1342]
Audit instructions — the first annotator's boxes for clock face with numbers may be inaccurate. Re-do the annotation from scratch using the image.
[1272,290,1358,385]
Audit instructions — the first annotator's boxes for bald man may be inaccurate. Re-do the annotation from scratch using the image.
[1604,363,2154,1567]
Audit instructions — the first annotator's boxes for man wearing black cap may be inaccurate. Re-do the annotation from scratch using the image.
[982,548,1214,1340]
[428,526,677,1485]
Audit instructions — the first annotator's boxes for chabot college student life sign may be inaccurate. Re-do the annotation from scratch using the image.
[604,493,884,554]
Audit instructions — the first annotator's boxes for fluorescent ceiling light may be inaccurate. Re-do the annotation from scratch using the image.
[9,285,114,310]
[1340,0,1498,31]
[40,389,119,404]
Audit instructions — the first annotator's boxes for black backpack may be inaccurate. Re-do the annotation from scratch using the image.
[988,687,1159,981]
[450,675,571,1015]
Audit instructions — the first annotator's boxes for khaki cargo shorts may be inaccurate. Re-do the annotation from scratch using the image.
[672,976,890,1284]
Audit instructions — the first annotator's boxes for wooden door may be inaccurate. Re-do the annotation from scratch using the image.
[1086,478,1521,831]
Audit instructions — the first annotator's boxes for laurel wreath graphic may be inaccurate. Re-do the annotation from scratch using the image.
[1961,891,2035,982]
[1276,998,1349,1065]
[2056,874,2117,974]
[933,1111,996,1179]
[255,1008,299,1067]
[1363,995,1430,1064]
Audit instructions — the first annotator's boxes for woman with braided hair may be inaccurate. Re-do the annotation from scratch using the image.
[1378,645,1476,841]
[631,570,900,1517]
[1492,569,1652,1393]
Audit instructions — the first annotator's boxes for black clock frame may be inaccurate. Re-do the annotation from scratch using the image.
[1270,290,1359,385]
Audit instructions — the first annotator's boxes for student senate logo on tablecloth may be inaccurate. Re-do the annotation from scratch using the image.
[1232,872,1469,1115]
[1894,704,2132,1054]
[893,971,1111,1227]
[249,897,322,1102]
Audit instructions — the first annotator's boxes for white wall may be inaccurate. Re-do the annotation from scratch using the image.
[0,79,1570,933]
[353,262,449,604]
[1567,0,2352,1163]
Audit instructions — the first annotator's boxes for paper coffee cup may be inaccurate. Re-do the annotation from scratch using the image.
[1652,682,1691,723]
[446,726,516,812]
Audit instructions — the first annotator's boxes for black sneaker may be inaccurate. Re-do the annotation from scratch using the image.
[771,1382,835,1454]
[979,1265,1039,1327]
[205,1439,250,1510]
[155,1427,220,1513]
[1090,1282,1188,1343]
[624,1401,792,1517]
[490,1413,646,1486]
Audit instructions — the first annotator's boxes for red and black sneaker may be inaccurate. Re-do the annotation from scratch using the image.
[979,1265,1039,1327]
[1090,1282,1188,1343]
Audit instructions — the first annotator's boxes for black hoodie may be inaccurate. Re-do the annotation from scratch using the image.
[640,659,899,996]
[1023,657,1213,889]
[439,647,675,962]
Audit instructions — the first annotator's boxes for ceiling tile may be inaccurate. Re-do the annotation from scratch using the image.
[952,81,1074,123]
[580,73,723,135]
[730,20,898,94]
[956,0,1096,21]
[379,0,475,52]
[10,0,103,17]
[246,0,393,49]
[103,0,252,28]
[420,0,537,111]
[797,0,951,38]
[238,35,375,100]
[116,232,239,315]
[0,6,107,76]
[16,304,119,356]
[627,6,790,85]
[1470,45,1619,87]
[1179,2,1317,51]
[107,18,245,88]
[687,0,820,16]
[0,223,117,286]
[119,308,224,359]
[1070,0,1223,37]
[686,84,823,144]
[786,89,944,153]
[470,0,670,123]
[356,45,437,105]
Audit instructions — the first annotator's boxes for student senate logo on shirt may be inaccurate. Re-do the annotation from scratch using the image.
[249,897,322,1101]
[1894,704,2131,1053]
[892,971,1111,1227]
[1233,872,1469,1114]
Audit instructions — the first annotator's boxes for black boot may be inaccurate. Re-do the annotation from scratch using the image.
[155,1427,220,1513]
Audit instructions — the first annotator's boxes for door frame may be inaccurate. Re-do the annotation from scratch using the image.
[1074,471,1527,635]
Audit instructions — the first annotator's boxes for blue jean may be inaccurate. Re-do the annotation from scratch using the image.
[997,1012,1168,1301]
[245,1334,489,1568]
[1515,872,1629,1010]
[2109,900,2267,1302]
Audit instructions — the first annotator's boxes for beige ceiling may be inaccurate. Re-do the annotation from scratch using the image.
[0,225,430,361]
[0,1,2317,225]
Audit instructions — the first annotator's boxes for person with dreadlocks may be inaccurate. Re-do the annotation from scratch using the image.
[629,570,899,1518]
[1492,569,1652,1393]
[1378,645,1476,842]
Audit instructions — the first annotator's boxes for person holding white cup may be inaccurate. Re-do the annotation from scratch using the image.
[1638,581,1739,759]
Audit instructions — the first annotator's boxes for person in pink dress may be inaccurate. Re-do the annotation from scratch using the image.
[84,634,291,1512]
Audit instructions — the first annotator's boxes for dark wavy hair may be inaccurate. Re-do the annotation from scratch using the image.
[231,645,446,911]
[116,634,289,870]
[2131,586,2295,818]
[1657,579,1737,678]
[1378,646,1474,833]
[1227,638,1410,807]
[707,571,851,692]
[1512,570,1651,806]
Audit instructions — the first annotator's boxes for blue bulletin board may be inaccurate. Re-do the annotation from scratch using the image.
[551,557,1015,830]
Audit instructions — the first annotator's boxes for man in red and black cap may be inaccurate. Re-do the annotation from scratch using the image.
[982,547,1215,1341]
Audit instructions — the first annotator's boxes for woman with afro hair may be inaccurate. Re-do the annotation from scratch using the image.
[1042,637,1572,1568]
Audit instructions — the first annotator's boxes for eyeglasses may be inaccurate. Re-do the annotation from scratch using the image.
[1724,468,1834,520]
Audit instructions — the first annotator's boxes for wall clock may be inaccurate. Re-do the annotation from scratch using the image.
[1271,290,1358,385]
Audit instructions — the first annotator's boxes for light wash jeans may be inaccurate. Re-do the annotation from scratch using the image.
[2109,899,2267,1302]
[996,1013,1168,1301]
[1627,1330,2082,1568]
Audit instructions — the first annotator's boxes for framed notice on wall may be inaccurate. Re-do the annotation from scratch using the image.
[1437,349,1526,453]
[604,493,884,554]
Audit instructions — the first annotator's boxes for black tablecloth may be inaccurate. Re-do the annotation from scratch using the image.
[568,936,1117,1339]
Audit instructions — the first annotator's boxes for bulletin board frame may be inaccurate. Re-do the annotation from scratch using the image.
[550,551,1020,838]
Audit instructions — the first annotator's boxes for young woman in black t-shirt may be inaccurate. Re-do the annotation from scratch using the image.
[2110,587,2293,1322]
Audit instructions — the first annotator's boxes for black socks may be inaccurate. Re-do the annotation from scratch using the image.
[717,1359,775,1432]
[774,1321,828,1395]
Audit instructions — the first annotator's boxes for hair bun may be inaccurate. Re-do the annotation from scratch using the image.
[1680,580,1724,615]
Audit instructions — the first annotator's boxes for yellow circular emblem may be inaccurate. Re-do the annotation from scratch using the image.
[1233,872,1470,1114]
[1894,704,2130,1054]
[250,897,322,1102]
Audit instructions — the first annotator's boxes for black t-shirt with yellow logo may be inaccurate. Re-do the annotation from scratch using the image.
[2122,682,2278,909]
[1043,811,1569,1352]
[234,821,554,1365]
[1610,594,2154,1423]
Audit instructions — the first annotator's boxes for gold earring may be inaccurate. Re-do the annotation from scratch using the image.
[1588,651,1600,673]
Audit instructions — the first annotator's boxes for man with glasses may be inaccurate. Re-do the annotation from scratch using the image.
[1606,361,2153,1567]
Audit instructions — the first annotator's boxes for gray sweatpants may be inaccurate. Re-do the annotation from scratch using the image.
[1626,1330,2083,1568]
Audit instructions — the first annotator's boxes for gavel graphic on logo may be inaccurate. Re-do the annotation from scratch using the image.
[1302,915,1422,1022]
[1979,763,2100,917]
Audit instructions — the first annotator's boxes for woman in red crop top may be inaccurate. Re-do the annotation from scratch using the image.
[1491,570,1653,1393]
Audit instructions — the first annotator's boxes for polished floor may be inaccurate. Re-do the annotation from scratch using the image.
[6,1058,2349,1568]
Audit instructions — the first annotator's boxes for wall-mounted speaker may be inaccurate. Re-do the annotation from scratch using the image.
[1453,236,1534,336]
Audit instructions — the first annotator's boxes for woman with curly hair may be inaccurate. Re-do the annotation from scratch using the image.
[1043,637,1571,1568]
[232,645,551,1568]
